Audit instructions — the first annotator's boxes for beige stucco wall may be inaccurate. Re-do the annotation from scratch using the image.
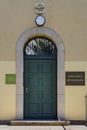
[0,0,87,120]
[65,61,87,120]
[0,0,87,61]
[0,61,16,120]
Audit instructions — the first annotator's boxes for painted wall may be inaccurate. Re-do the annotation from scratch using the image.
[0,0,87,120]
[65,62,87,120]
[0,61,16,120]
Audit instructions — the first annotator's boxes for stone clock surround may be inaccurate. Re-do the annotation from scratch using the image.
[16,26,65,120]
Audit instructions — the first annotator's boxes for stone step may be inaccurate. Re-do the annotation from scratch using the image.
[10,120,70,126]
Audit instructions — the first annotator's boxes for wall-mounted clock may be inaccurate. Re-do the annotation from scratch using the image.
[35,16,45,26]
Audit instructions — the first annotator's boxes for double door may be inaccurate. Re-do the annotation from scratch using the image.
[24,57,57,120]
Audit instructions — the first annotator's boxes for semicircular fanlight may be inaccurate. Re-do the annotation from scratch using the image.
[24,37,57,55]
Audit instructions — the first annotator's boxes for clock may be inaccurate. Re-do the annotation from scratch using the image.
[35,16,45,26]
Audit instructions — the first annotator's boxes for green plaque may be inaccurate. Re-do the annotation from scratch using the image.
[6,74,16,84]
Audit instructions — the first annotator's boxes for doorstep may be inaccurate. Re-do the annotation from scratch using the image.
[10,120,70,126]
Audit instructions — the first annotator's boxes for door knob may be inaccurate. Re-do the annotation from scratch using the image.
[26,88,28,93]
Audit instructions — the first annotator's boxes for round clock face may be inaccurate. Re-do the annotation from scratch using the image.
[35,16,45,26]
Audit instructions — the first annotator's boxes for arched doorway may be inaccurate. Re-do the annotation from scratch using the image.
[23,36,57,120]
[16,27,65,120]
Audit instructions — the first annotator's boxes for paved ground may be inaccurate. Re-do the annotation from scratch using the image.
[65,125,87,130]
[0,125,87,130]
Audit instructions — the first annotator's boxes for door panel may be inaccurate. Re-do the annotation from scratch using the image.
[24,58,57,120]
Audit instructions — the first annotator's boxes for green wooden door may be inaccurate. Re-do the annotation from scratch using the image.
[24,57,57,120]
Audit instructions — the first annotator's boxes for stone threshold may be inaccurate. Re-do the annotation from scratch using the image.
[10,120,70,126]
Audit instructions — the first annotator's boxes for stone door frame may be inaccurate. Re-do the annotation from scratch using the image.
[16,27,65,120]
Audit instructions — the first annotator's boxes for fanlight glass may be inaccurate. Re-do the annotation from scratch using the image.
[24,37,57,55]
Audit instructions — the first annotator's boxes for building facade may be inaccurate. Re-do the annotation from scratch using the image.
[0,0,87,121]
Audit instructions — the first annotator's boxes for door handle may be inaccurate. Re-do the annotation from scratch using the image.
[26,88,28,93]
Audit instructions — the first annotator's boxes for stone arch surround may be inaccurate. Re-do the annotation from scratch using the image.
[16,27,65,120]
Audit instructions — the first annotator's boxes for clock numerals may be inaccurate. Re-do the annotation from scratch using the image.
[35,16,45,26]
